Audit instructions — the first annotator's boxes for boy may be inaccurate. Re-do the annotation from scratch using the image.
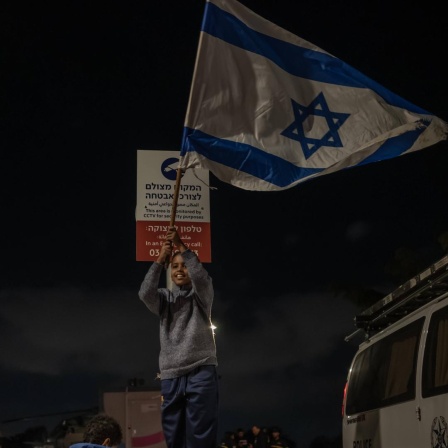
[138,226,219,448]
[70,414,122,448]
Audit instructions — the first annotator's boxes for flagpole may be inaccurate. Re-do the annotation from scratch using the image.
[165,167,184,284]
[169,167,183,228]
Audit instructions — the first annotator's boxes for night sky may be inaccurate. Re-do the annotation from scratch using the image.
[2,1,448,447]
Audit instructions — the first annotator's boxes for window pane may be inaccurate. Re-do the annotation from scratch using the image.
[346,318,423,414]
[422,306,448,397]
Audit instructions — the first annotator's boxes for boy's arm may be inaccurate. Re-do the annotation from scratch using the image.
[138,262,163,314]
[183,249,214,310]
[138,240,172,314]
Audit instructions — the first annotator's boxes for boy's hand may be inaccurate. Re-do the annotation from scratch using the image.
[156,240,172,265]
[165,226,182,247]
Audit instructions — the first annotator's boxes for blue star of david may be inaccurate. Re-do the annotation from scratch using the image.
[281,92,350,160]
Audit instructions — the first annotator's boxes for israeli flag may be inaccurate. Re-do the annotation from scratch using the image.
[180,0,448,191]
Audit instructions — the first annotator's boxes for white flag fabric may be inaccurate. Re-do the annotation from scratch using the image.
[180,0,448,191]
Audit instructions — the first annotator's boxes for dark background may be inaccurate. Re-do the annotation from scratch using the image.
[2,1,447,446]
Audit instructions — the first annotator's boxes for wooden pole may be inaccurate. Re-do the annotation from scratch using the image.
[165,167,184,270]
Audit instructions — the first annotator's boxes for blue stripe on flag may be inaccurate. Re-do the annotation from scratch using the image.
[181,127,323,187]
[358,122,428,166]
[202,2,429,115]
